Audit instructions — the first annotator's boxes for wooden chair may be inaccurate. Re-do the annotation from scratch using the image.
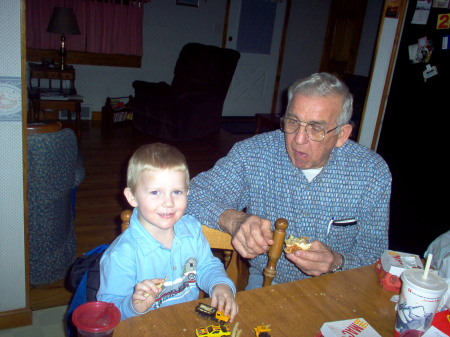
[120,210,288,288]
[26,121,62,134]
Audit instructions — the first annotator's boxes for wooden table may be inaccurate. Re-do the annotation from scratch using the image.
[114,264,397,337]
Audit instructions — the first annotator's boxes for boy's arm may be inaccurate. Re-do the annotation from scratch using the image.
[97,244,143,320]
[193,222,236,296]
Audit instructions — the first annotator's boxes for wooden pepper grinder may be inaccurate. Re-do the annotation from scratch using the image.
[263,218,288,287]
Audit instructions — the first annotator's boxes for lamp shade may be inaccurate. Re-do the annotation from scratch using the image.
[46,7,81,35]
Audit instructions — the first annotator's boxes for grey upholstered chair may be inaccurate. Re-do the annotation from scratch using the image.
[27,122,85,285]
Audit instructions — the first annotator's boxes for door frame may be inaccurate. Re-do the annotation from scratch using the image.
[358,0,408,149]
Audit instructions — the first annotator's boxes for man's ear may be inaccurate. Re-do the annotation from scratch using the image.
[124,187,138,208]
[336,124,353,148]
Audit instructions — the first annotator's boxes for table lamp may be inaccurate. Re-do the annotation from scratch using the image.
[46,7,80,70]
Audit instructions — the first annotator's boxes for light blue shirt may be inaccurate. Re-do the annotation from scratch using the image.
[97,209,235,320]
[187,130,392,284]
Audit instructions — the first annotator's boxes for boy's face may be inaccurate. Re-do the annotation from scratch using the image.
[124,169,188,234]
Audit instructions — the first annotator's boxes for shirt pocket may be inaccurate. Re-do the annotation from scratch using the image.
[327,218,359,247]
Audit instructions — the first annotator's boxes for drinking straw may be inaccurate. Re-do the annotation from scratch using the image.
[423,253,433,279]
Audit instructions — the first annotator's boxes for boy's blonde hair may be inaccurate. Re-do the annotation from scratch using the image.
[127,143,190,193]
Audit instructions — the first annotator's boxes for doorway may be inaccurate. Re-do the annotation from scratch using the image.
[222,0,288,117]
[320,0,368,77]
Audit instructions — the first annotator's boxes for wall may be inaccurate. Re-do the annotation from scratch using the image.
[74,0,226,114]
[0,0,27,315]
[276,0,332,115]
[354,0,385,76]
[71,0,383,117]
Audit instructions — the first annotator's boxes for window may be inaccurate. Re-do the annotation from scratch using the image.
[26,0,145,67]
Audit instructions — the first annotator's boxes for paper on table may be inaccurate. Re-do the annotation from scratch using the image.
[316,318,382,337]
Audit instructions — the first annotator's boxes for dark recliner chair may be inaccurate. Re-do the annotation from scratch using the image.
[130,43,240,141]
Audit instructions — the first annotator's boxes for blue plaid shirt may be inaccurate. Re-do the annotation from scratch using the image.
[187,130,391,284]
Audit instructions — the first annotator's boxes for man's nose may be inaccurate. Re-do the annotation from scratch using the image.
[294,124,309,144]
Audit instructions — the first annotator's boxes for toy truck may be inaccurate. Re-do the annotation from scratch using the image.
[195,324,231,337]
[195,303,230,324]
[254,325,272,337]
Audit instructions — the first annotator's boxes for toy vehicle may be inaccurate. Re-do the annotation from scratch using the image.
[254,325,272,337]
[195,324,231,337]
[195,303,230,323]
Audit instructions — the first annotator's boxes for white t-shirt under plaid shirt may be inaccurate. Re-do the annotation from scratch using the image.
[187,130,392,284]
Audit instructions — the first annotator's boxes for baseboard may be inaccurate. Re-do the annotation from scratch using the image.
[0,307,32,330]
[92,110,102,120]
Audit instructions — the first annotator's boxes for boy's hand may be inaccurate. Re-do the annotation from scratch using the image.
[210,284,238,323]
[132,278,165,313]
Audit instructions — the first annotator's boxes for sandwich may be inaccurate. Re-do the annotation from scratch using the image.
[284,235,311,253]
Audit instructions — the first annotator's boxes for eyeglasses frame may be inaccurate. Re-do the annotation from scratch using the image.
[280,117,343,142]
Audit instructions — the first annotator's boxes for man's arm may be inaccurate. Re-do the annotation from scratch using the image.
[218,210,274,259]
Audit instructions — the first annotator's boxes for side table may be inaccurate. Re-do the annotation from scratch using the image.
[29,91,83,141]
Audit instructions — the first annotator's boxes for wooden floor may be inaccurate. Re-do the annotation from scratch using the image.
[30,121,252,311]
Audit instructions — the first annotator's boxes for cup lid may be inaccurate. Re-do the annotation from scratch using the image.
[72,301,121,333]
[402,268,448,293]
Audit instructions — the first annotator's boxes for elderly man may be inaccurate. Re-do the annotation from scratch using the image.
[187,72,392,289]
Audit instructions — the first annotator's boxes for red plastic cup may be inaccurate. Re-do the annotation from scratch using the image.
[72,301,121,337]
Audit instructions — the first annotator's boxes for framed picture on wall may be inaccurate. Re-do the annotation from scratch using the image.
[176,0,199,7]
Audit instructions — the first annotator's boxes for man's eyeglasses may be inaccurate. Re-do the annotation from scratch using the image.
[280,117,342,142]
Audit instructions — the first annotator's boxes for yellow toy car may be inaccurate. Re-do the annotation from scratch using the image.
[195,324,231,337]
[195,303,230,323]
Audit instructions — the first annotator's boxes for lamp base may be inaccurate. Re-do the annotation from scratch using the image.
[59,55,66,70]
[58,34,67,70]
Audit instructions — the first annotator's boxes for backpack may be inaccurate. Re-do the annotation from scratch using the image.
[66,244,109,337]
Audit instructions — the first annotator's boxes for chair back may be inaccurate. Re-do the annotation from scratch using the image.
[27,125,80,285]
[120,210,287,288]
[171,43,241,98]
[27,121,62,134]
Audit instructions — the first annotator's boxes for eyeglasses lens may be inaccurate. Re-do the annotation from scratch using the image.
[281,118,325,142]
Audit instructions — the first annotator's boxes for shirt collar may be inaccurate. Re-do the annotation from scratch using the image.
[128,208,193,255]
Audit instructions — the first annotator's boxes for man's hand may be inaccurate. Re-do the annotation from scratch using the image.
[218,210,273,259]
[285,240,342,276]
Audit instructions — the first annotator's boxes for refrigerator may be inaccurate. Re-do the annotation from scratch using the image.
[377,0,450,256]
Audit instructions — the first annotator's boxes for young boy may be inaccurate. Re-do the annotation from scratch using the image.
[97,143,238,321]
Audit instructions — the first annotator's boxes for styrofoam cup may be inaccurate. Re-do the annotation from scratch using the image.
[394,268,447,337]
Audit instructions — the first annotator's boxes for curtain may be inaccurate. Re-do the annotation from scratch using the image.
[26,0,144,56]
